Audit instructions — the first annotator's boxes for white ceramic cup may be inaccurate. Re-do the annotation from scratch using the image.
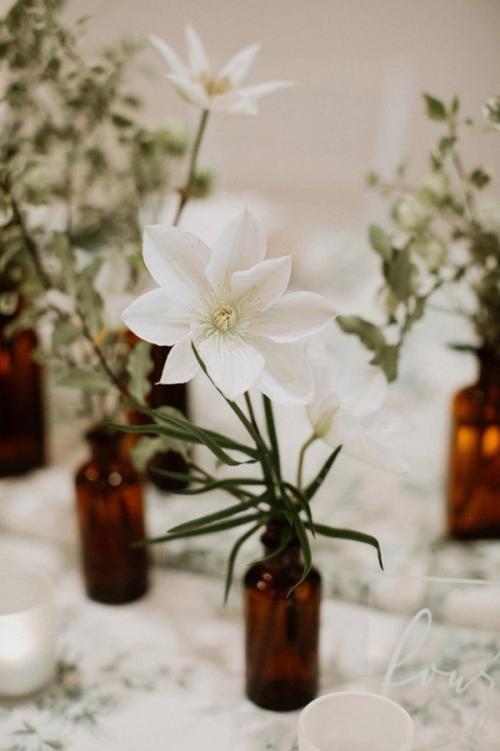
[298,690,414,751]
[0,560,57,697]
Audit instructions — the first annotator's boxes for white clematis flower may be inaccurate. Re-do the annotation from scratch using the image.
[307,345,408,473]
[150,25,292,116]
[122,209,335,403]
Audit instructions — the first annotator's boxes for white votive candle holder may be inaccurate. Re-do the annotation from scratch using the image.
[298,691,414,751]
[0,560,57,697]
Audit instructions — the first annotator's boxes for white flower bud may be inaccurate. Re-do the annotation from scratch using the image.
[412,237,447,272]
[394,195,430,231]
[422,171,450,203]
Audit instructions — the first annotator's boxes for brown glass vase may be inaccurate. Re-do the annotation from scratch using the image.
[146,344,189,491]
[127,338,189,492]
[448,349,500,539]
[244,522,321,711]
[75,426,150,604]
[0,306,45,476]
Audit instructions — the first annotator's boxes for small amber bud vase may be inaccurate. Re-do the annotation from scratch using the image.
[448,349,500,539]
[244,521,321,711]
[0,305,45,476]
[75,426,150,604]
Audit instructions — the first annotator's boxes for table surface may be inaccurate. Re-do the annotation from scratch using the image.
[1,311,500,749]
[0,532,371,751]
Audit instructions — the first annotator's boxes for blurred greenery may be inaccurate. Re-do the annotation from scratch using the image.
[341,92,500,379]
[0,0,211,435]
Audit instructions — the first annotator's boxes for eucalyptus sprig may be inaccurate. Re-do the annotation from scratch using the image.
[0,0,212,444]
[340,92,500,379]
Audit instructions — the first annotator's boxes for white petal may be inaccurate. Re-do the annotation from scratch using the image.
[238,81,294,98]
[306,389,340,437]
[343,407,409,474]
[252,291,335,342]
[219,44,260,85]
[149,35,189,77]
[253,338,313,405]
[166,74,208,108]
[121,288,190,346]
[185,24,209,72]
[158,336,199,384]
[230,256,291,313]
[208,93,258,116]
[205,209,267,293]
[199,333,265,400]
[333,363,387,416]
[143,225,210,295]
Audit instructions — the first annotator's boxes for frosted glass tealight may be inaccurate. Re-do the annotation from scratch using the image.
[298,691,414,751]
[0,561,57,697]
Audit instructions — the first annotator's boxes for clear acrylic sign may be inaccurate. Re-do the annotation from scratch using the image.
[368,575,500,750]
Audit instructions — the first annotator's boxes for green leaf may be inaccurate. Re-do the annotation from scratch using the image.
[151,470,265,496]
[111,113,133,128]
[136,512,264,545]
[305,446,342,500]
[469,168,491,189]
[368,224,392,262]
[309,522,384,570]
[57,367,110,394]
[224,522,262,603]
[288,512,312,595]
[169,497,264,534]
[386,247,414,302]
[371,344,400,382]
[108,420,258,458]
[262,395,281,480]
[336,316,385,353]
[52,320,81,350]
[283,482,315,535]
[126,341,153,402]
[423,93,448,121]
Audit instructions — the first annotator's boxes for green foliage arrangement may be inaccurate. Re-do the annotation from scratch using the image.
[339,93,500,378]
[0,0,211,430]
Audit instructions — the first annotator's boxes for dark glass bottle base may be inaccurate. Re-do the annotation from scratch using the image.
[246,678,317,712]
[84,564,149,605]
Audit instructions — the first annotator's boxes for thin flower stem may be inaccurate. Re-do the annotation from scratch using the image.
[262,395,282,483]
[297,433,318,490]
[173,108,210,227]
[244,392,277,502]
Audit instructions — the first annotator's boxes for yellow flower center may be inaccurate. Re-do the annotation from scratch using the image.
[212,304,236,331]
[197,71,231,97]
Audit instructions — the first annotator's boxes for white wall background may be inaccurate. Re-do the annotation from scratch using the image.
[60,0,500,229]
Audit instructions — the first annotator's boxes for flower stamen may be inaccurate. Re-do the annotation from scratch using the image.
[197,71,231,97]
[212,303,236,332]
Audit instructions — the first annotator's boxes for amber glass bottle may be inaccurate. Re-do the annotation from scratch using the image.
[0,301,45,476]
[75,426,149,604]
[448,349,500,539]
[147,344,189,491]
[244,522,321,711]
[126,337,189,492]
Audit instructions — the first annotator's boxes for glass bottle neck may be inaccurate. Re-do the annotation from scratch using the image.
[261,521,302,564]
[478,349,500,389]
[86,426,124,465]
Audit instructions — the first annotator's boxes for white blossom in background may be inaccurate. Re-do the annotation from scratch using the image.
[307,338,409,473]
[122,209,335,403]
[150,25,292,116]
[95,253,136,331]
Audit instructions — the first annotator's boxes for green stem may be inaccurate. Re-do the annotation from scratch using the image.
[297,433,318,490]
[262,395,282,483]
[173,108,209,227]
[244,392,277,502]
